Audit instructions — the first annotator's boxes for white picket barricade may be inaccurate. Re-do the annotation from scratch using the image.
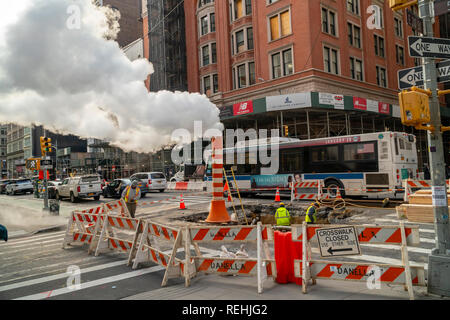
[292,222,425,299]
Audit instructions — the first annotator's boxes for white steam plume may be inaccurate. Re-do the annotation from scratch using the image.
[0,0,222,153]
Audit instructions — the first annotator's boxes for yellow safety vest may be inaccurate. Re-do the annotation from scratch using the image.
[275,207,290,226]
[124,186,139,203]
[305,206,317,224]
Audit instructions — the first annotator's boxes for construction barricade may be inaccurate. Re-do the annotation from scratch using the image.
[62,211,106,254]
[291,222,425,300]
[403,179,450,202]
[94,215,143,260]
[130,220,193,287]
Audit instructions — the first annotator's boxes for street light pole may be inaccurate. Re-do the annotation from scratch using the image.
[418,0,450,297]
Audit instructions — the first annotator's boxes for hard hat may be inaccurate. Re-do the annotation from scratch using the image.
[279,202,285,207]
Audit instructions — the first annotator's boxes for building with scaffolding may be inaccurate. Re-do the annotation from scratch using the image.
[182,0,450,170]
[142,0,188,92]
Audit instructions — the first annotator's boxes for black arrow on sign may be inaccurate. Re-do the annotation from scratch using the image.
[327,247,353,255]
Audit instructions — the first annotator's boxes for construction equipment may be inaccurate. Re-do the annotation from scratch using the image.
[223,167,248,225]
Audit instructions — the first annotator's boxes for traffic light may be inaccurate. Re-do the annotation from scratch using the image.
[398,89,430,128]
[283,125,289,137]
[40,137,52,155]
[389,0,417,11]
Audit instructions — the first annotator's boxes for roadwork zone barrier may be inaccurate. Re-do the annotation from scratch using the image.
[62,211,106,254]
[291,222,425,300]
[167,181,205,191]
[79,198,130,217]
[129,222,277,292]
[403,179,450,202]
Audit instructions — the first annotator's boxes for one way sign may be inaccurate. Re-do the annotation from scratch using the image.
[408,36,450,59]
[398,60,450,89]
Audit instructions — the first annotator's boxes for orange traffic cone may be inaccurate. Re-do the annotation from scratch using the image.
[227,192,232,202]
[179,194,186,210]
[205,200,231,223]
[274,187,281,202]
[336,187,343,199]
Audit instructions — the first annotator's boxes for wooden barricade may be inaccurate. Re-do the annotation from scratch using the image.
[292,222,425,300]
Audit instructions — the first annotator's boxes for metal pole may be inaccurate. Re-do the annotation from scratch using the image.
[418,0,450,297]
[306,111,311,139]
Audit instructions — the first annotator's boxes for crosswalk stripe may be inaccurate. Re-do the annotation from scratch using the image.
[420,229,435,234]
[0,238,63,252]
[360,243,432,254]
[13,265,164,300]
[0,260,127,292]
[2,232,65,246]
[1,243,62,258]
[342,254,428,270]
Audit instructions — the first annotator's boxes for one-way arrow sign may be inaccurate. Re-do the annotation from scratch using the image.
[398,59,450,89]
[327,247,353,255]
[408,36,450,59]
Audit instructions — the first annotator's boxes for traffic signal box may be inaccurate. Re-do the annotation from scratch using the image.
[40,137,52,155]
[398,90,431,127]
[284,125,289,137]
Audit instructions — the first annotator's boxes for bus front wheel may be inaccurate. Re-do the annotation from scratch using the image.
[325,180,345,199]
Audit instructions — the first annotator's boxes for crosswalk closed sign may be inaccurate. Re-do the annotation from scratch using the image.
[316,226,361,257]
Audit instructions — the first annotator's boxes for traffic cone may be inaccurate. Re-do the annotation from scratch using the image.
[274,187,281,202]
[205,200,231,223]
[179,194,186,210]
[227,192,232,202]
[336,187,343,199]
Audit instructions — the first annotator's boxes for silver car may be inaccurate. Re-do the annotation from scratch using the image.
[130,172,167,197]
[6,179,34,195]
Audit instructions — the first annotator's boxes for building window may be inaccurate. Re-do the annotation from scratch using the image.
[202,73,219,94]
[271,48,293,79]
[201,16,209,36]
[231,0,251,21]
[232,27,253,55]
[347,23,361,48]
[323,46,339,75]
[202,45,210,66]
[201,43,216,66]
[350,57,363,81]
[269,9,291,41]
[268,0,279,4]
[198,0,214,8]
[232,61,256,88]
[210,13,215,32]
[347,0,359,15]
[396,45,404,65]
[394,17,403,37]
[376,66,387,87]
[247,27,253,50]
[248,62,255,85]
[374,34,385,57]
[322,7,337,36]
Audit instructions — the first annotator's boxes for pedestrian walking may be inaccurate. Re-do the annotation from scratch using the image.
[121,180,140,218]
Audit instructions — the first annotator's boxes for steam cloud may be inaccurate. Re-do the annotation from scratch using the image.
[0,0,222,153]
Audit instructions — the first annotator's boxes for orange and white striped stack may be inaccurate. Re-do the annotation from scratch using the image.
[205,136,230,223]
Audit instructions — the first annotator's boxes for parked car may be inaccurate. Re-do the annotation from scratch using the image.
[0,180,13,194]
[5,179,34,195]
[130,172,167,196]
[102,178,131,198]
[56,175,102,202]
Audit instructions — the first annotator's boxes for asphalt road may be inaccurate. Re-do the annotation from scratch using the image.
[0,191,438,300]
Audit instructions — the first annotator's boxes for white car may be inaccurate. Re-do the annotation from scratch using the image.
[130,172,167,196]
[5,179,34,195]
[56,175,102,202]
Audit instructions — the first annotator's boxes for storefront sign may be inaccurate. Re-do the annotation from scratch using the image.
[353,97,367,110]
[266,92,311,111]
[233,100,253,116]
[219,105,233,119]
[378,102,390,114]
[319,93,345,109]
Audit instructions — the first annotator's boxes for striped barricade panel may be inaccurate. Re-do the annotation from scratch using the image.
[108,237,134,252]
[194,257,274,277]
[291,224,420,246]
[189,225,273,243]
[135,244,184,277]
[81,205,104,214]
[146,222,179,242]
[294,260,426,286]
[72,232,93,244]
[107,216,141,232]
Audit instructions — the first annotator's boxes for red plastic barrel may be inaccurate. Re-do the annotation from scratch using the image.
[274,231,303,285]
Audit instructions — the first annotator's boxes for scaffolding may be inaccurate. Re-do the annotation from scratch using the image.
[147,0,187,92]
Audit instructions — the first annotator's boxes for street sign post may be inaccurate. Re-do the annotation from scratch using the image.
[408,36,450,59]
[316,226,361,258]
[398,59,450,89]
[40,159,53,169]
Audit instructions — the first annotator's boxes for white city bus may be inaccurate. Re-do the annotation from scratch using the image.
[205,131,418,199]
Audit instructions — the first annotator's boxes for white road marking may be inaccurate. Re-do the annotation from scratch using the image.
[360,243,432,254]
[0,260,127,292]
[2,232,65,246]
[420,238,435,244]
[343,254,428,270]
[7,230,28,238]
[1,243,62,258]
[0,238,62,251]
[14,265,164,300]
[420,229,435,234]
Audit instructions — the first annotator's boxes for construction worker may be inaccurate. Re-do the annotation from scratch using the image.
[121,180,141,218]
[275,202,291,226]
[305,202,320,224]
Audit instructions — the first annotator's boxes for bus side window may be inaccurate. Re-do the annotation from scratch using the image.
[394,138,399,156]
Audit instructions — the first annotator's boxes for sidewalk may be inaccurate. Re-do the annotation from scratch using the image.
[123,273,442,300]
